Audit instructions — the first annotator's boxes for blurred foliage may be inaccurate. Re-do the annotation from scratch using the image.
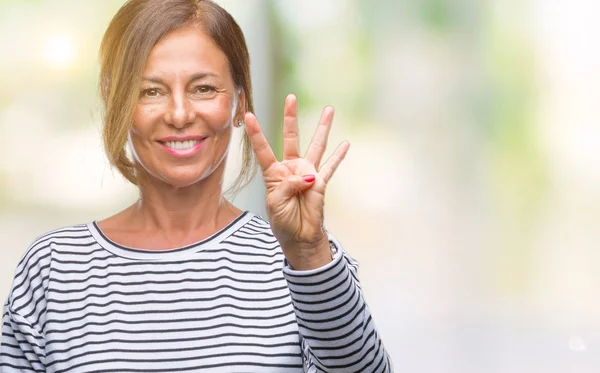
[481,5,548,296]
[418,0,454,32]
[266,0,306,157]
[269,0,375,134]
[0,0,40,3]
[341,5,376,122]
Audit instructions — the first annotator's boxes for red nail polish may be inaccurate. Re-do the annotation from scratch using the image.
[303,175,315,183]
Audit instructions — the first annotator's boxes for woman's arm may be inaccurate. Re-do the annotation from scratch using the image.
[1,304,46,372]
[1,236,53,373]
[283,236,393,372]
[245,94,393,371]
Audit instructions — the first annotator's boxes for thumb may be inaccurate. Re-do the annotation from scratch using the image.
[277,174,316,200]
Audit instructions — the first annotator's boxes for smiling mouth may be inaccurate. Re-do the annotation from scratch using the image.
[160,140,203,150]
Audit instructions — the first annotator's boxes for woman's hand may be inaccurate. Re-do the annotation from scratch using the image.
[244,94,350,270]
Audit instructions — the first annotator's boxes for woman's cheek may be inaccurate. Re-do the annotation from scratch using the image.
[134,105,162,127]
[198,96,234,131]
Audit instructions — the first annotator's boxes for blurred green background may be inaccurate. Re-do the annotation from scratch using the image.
[1,0,600,371]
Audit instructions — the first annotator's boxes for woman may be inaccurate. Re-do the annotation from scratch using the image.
[0,0,392,372]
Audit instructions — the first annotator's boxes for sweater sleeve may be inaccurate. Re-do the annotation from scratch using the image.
[1,236,52,373]
[282,234,393,373]
[1,303,46,372]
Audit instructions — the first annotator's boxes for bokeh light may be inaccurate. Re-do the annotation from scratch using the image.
[45,34,76,69]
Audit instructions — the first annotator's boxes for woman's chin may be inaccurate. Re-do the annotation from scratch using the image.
[150,168,214,189]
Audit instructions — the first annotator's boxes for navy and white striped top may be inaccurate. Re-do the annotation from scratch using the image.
[1,212,392,372]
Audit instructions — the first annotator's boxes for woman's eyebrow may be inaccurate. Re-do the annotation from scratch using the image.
[141,76,166,85]
[141,73,219,85]
[189,72,219,82]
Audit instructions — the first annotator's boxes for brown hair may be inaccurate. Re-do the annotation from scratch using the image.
[100,0,256,195]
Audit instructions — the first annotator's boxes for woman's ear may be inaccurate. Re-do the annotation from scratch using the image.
[235,88,247,121]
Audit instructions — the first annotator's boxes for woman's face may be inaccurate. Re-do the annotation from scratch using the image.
[130,25,241,189]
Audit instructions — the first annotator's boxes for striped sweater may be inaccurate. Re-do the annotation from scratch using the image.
[1,212,392,372]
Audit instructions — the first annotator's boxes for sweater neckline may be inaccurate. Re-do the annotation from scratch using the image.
[87,211,254,260]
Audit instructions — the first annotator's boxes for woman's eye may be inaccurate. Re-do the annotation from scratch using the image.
[140,88,160,97]
[194,85,215,94]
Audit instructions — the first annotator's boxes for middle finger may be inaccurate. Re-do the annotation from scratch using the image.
[282,94,300,161]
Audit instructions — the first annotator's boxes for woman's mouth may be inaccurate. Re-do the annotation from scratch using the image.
[163,140,201,150]
[158,138,206,158]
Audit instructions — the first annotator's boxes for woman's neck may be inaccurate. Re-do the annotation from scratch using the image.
[126,165,242,240]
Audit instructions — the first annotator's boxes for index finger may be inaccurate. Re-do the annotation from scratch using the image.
[244,112,278,172]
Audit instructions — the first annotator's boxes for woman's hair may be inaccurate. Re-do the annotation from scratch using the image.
[100,0,256,195]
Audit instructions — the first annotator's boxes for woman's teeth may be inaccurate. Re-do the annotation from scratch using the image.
[164,140,200,150]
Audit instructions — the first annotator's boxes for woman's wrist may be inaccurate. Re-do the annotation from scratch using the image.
[281,234,333,271]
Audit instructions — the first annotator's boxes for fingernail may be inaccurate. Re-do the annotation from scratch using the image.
[302,174,315,183]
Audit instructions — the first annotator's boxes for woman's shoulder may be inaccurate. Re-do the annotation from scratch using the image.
[16,223,94,270]
[222,213,280,249]
[236,213,275,235]
[6,223,93,312]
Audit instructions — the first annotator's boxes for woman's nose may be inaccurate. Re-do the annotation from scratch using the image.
[164,93,196,128]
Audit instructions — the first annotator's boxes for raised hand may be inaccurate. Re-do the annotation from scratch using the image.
[244,94,350,270]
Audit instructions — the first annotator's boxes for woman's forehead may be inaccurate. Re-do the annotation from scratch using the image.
[142,26,230,80]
